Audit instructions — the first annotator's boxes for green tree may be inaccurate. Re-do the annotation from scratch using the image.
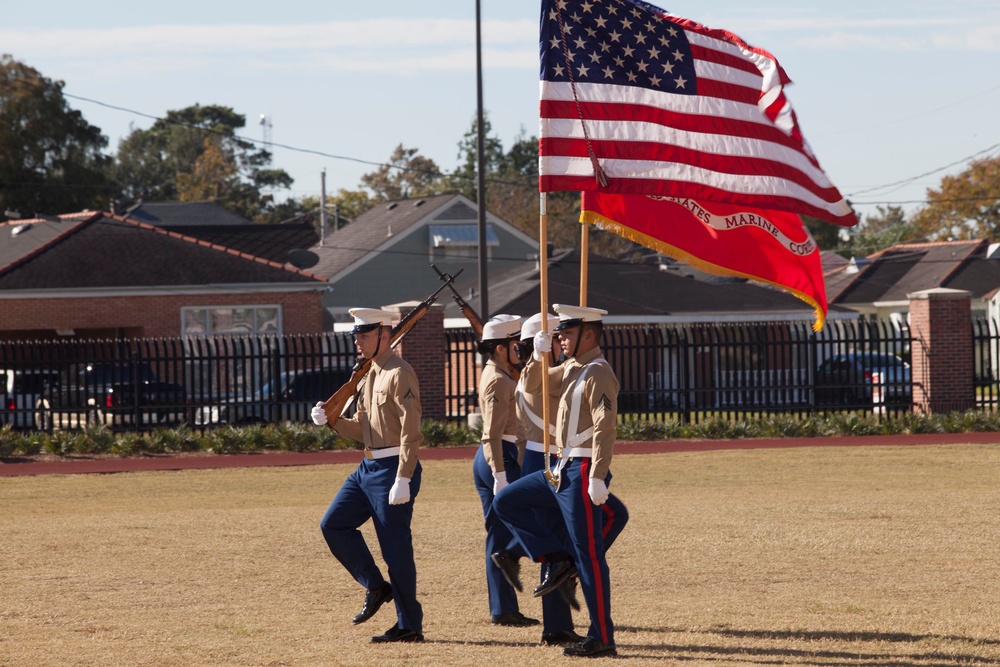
[359,144,444,201]
[0,55,112,218]
[845,205,917,256]
[448,114,507,201]
[114,103,292,222]
[910,155,1000,240]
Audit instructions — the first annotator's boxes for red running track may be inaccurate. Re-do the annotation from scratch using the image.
[1,432,998,477]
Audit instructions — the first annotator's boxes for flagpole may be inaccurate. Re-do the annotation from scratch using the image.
[579,197,589,306]
[539,192,556,487]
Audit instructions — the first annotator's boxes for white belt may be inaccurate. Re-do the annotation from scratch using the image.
[564,447,592,459]
[502,434,516,442]
[525,440,546,453]
[365,446,400,460]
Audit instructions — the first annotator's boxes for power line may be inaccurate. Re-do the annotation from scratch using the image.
[60,91,536,190]
[847,142,1000,198]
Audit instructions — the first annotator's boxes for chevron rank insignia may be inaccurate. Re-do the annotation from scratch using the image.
[403,388,415,400]
[600,394,612,411]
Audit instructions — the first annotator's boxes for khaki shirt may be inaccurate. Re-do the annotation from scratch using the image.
[478,359,519,473]
[333,347,423,479]
[522,347,619,479]
[515,359,557,449]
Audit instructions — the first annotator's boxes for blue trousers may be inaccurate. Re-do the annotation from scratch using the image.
[521,448,573,634]
[472,440,523,617]
[320,456,423,633]
[494,458,618,646]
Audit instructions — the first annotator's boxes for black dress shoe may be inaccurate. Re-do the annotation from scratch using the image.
[533,559,576,597]
[490,550,522,592]
[541,629,586,646]
[352,582,393,624]
[491,611,540,627]
[563,636,617,657]
[370,623,424,643]
[556,575,581,611]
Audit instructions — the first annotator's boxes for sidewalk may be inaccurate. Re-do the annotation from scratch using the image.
[2,432,998,477]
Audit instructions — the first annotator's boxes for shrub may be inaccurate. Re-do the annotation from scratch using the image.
[0,424,20,457]
[421,420,476,447]
[273,422,321,452]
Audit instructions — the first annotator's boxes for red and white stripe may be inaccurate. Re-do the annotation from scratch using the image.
[539,16,856,226]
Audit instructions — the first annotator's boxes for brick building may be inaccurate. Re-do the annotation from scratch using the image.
[0,211,327,341]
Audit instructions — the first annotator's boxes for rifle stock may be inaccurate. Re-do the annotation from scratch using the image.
[321,268,462,427]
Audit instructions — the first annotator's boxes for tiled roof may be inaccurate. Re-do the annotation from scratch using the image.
[0,213,326,290]
[832,240,988,304]
[309,194,460,279]
[124,201,253,226]
[159,222,318,264]
[0,213,96,271]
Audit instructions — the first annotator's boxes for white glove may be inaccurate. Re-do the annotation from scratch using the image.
[310,401,328,426]
[588,477,609,505]
[532,331,553,361]
[492,470,508,494]
[388,476,411,505]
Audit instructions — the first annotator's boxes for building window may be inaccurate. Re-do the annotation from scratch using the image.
[182,305,283,337]
[428,224,498,263]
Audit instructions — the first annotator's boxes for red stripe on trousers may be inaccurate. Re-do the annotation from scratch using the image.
[581,460,610,644]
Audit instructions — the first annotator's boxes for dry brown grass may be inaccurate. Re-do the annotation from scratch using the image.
[1,443,999,667]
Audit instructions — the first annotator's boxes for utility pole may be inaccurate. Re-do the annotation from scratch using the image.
[320,169,327,247]
[475,0,489,318]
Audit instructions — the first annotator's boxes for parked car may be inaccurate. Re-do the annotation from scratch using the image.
[35,362,186,430]
[194,367,350,426]
[0,368,61,430]
[815,352,912,407]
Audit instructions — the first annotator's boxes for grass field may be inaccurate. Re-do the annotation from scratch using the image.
[2,443,999,666]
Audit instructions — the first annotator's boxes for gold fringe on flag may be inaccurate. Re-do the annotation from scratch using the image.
[580,210,826,332]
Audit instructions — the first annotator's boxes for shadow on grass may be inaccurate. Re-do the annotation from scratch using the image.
[612,626,1000,666]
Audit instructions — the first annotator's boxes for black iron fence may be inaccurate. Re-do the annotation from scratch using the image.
[2,317,998,432]
[447,317,922,424]
[0,334,356,431]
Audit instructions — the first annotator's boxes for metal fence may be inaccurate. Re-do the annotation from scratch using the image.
[448,317,918,424]
[3,316,998,432]
[0,334,356,431]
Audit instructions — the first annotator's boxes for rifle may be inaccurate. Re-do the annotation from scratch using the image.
[321,268,462,426]
[431,264,484,335]
[431,264,520,380]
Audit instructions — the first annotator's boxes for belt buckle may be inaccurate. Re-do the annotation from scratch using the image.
[364,449,374,460]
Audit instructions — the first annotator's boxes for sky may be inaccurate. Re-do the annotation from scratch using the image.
[3,0,999,225]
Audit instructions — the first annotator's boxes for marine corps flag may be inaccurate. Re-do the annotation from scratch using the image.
[581,193,829,329]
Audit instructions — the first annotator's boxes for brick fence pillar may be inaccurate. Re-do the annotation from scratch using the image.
[384,301,446,421]
[907,287,974,414]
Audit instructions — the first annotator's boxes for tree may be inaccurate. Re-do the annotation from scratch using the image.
[844,205,917,256]
[448,115,507,201]
[0,55,112,218]
[114,103,293,222]
[910,155,1000,240]
[359,144,444,201]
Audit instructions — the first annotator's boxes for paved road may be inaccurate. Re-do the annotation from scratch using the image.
[2,432,998,477]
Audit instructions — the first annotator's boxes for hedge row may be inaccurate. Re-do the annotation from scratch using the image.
[1,410,997,459]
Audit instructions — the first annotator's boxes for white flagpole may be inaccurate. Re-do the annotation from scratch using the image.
[540,193,556,487]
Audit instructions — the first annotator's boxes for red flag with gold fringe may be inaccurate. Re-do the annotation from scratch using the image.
[581,192,828,330]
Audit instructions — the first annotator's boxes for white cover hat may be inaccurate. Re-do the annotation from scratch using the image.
[349,308,395,334]
[520,312,560,340]
[553,304,608,330]
[481,314,522,341]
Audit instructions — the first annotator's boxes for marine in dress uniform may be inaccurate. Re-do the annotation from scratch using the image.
[311,308,425,643]
[512,312,583,646]
[472,315,539,627]
[493,305,626,658]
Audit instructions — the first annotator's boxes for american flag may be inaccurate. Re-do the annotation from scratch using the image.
[539,0,857,227]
